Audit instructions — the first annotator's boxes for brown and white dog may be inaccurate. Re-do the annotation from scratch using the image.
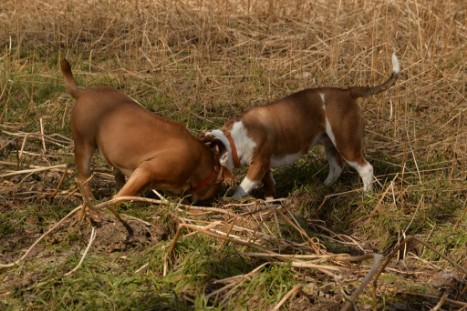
[202,53,400,198]
[61,59,229,202]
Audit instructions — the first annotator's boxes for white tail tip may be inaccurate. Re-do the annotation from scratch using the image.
[391,52,400,74]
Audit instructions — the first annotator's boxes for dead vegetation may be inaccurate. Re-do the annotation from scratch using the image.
[1,0,466,310]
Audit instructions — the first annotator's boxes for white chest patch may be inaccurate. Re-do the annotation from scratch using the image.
[230,121,256,166]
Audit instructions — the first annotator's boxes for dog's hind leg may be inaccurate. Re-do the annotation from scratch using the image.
[74,141,96,199]
[337,139,374,191]
[345,159,374,191]
[326,102,374,191]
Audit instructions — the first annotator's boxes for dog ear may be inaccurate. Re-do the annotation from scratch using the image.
[198,131,215,144]
[197,132,206,141]
[208,139,234,184]
[209,139,230,167]
[219,149,229,167]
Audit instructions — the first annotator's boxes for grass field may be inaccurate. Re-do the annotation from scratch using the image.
[1,0,466,310]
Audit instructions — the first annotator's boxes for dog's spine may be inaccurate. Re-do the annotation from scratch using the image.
[60,59,79,99]
[350,52,400,98]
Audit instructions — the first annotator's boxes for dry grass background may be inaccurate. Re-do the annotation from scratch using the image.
[0,0,466,310]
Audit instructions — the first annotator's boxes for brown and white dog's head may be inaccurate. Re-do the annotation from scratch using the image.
[199,131,235,180]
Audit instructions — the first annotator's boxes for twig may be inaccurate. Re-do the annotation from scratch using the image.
[367,176,397,221]
[18,133,28,161]
[163,222,277,276]
[270,284,303,311]
[79,192,137,238]
[278,208,322,254]
[405,121,422,184]
[341,253,383,311]
[401,292,467,308]
[206,262,270,302]
[39,117,47,153]
[223,198,288,209]
[0,164,67,178]
[163,223,184,276]
[243,252,333,261]
[121,214,152,227]
[135,263,149,273]
[371,236,467,306]
[48,165,68,202]
[65,226,97,276]
[219,216,237,249]
[287,261,343,277]
[212,262,270,286]
[317,188,363,212]
[151,189,168,202]
[429,293,448,311]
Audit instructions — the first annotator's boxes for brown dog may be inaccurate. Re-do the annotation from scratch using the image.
[202,53,400,198]
[61,59,229,202]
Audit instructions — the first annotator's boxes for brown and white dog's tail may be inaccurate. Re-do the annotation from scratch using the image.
[60,59,80,99]
[350,52,400,98]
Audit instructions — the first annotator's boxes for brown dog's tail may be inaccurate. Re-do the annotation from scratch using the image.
[60,59,79,99]
[349,52,400,98]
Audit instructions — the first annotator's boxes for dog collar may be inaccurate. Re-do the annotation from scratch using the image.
[192,165,218,192]
[225,131,240,168]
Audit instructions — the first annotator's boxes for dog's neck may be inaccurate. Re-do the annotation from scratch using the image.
[191,164,218,191]
[190,146,218,190]
[224,131,240,168]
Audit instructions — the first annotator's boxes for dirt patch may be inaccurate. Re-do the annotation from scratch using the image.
[0,209,167,269]
[68,212,168,253]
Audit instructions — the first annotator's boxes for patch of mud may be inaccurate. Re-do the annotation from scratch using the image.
[0,214,167,273]
[85,214,168,253]
[68,212,168,253]
[288,290,342,311]
[429,270,466,299]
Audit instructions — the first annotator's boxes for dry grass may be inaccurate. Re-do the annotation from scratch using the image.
[1,0,466,310]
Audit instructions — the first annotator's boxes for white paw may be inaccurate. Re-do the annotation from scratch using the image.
[232,188,247,198]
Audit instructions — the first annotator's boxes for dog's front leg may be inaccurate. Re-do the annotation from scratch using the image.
[113,167,153,198]
[232,159,270,197]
